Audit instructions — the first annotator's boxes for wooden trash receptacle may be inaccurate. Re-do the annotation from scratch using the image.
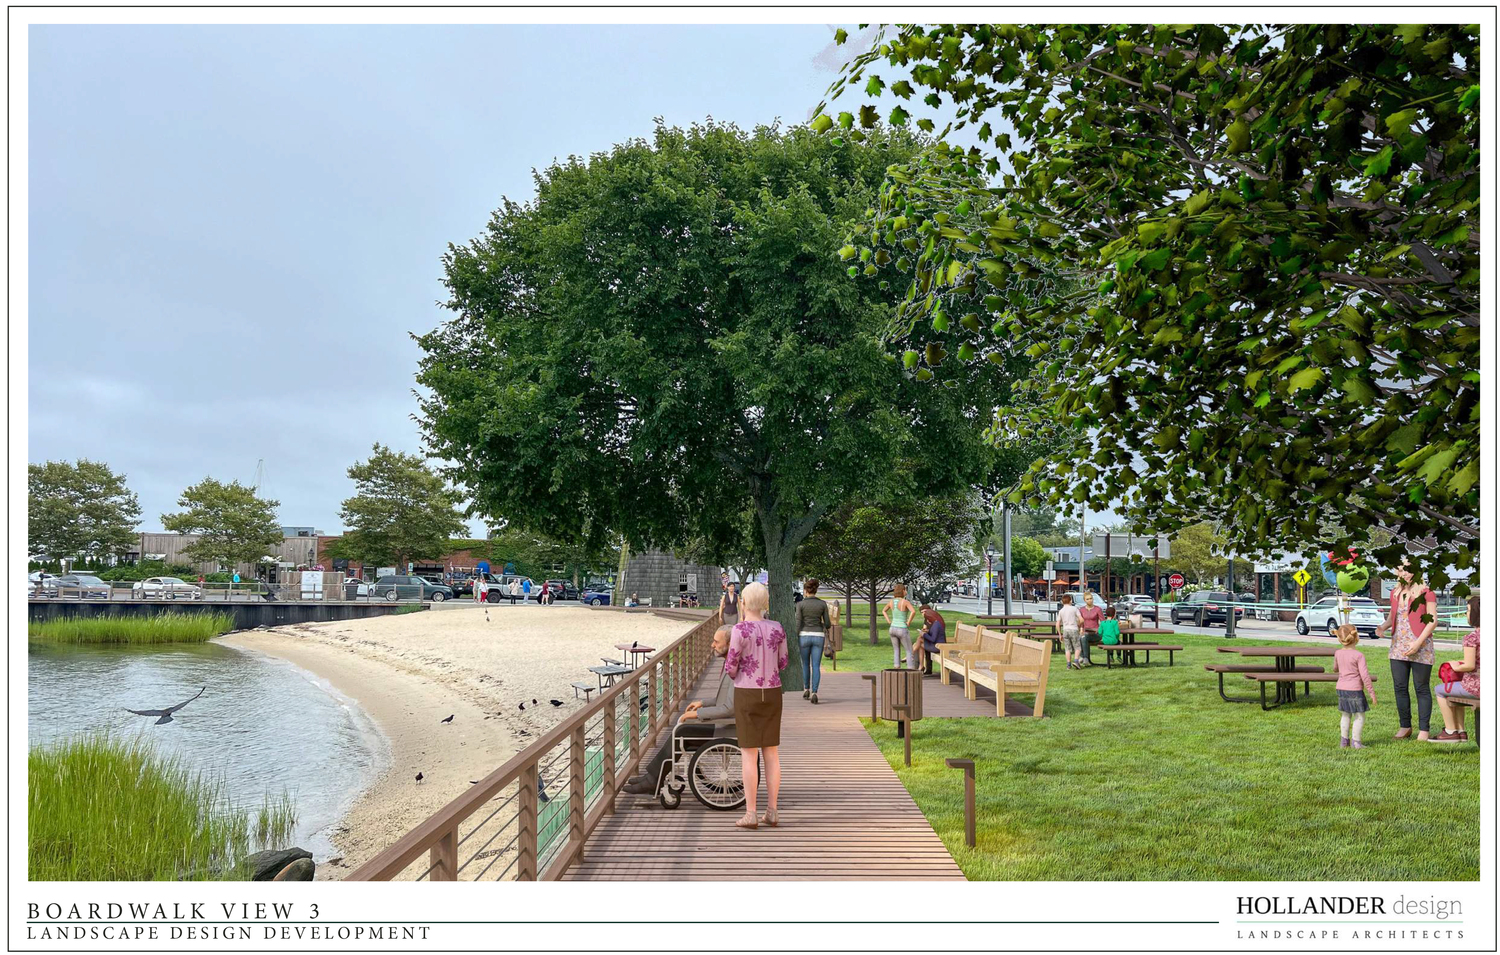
[880,667,923,722]
[829,624,844,653]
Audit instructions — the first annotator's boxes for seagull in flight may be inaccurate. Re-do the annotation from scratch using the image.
[124,687,204,725]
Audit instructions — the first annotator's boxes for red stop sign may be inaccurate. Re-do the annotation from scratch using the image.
[1168,573,1185,590]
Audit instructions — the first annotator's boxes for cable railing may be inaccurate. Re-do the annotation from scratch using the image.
[346,611,720,881]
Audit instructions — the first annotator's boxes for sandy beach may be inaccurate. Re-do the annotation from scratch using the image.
[218,604,694,879]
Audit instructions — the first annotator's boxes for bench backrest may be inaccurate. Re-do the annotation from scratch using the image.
[953,622,980,646]
[1010,635,1051,670]
[977,628,1012,657]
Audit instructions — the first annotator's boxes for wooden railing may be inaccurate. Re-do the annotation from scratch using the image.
[346,611,721,881]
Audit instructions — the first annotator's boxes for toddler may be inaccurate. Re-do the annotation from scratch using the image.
[1333,624,1377,748]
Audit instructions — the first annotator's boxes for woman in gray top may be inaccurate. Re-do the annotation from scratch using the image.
[795,579,831,703]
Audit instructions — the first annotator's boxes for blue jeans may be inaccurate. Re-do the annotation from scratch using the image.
[799,634,825,693]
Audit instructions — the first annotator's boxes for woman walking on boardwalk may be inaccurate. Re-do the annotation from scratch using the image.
[1378,560,1438,741]
[720,582,740,626]
[883,583,918,669]
[724,582,786,830]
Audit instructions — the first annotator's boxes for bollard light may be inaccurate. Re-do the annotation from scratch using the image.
[861,674,878,721]
[945,758,977,847]
[893,704,912,766]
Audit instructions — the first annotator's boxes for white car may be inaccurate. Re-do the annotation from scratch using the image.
[132,576,203,600]
[1295,595,1384,638]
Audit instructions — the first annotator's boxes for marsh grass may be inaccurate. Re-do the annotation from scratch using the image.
[855,631,1480,880]
[28,733,296,881]
[28,612,236,645]
[394,604,426,615]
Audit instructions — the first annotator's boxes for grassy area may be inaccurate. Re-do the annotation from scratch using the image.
[27,612,236,645]
[29,733,296,880]
[394,604,427,615]
[850,630,1479,881]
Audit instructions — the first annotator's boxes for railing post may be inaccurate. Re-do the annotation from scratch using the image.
[603,696,618,814]
[429,827,458,881]
[568,725,586,863]
[627,674,641,769]
[517,765,538,880]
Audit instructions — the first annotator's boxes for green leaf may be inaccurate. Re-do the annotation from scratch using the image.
[1415,446,1460,486]
[834,28,847,44]
[838,244,857,261]
[1225,119,1250,154]
[890,106,910,127]
[1288,367,1324,392]
[1385,420,1423,456]
[1363,145,1394,178]
[1183,190,1212,216]
[865,75,885,96]
[902,349,920,369]
[1447,459,1479,495]
[810,113,834,134]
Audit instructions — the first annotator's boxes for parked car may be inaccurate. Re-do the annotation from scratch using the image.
[472,574,534,603]
[1169,590,1244,627]
[343,577,372,599]
[28,571,59,596]
[372,574,453,602]
[1296,595,1385,638]
[538,579,579,601]
[1115,594,1158,623]
[446,574,476,597]
[47,574,112,599]
[132,577,204,600]
[581,589,613,607]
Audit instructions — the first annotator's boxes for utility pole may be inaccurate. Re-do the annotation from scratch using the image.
[1225,555,1238,638]
[1079,504,1087,595]
[1002,505,1013,614]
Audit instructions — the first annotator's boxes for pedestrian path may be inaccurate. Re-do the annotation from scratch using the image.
[561,669,992,880]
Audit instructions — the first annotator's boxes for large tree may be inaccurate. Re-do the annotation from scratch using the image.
[820,24,1480,590]
[327,445,467,571]
[417,122,1010,688]
[161,478,281,570]
[28,459,142,566]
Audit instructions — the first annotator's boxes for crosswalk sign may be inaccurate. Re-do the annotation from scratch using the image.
[1292,569,1311,587]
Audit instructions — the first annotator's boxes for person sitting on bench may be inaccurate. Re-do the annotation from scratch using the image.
[622,625,735,794]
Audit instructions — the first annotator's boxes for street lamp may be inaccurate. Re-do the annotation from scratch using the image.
[985,543,996,615]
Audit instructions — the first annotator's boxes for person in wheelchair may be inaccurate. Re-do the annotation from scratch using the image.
[622,624,735,794]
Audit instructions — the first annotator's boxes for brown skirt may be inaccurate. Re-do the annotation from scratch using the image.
[733,686,783,748]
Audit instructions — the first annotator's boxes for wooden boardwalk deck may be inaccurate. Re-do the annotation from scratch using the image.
[563,667,1001,880]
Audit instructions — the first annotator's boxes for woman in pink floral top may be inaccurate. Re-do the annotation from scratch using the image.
[1433,594,1480,743]
[1377,561,1438,740]
[725,582,787,830]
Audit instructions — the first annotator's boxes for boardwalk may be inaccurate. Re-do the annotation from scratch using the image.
[563,666,999,880]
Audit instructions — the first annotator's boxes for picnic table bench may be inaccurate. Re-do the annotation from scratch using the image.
[1209,645,1373,710]
[1204,663,1325,702]
[570,681,599,701]
[1096,641,1185,668]
[587,664,633,692]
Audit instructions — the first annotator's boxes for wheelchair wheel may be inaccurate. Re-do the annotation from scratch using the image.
[659,781,684,809]
[687,739,745,811]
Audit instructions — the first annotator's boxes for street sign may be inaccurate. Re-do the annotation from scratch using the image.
[1043,569,1056,581]
[1292,569,1311,587]
[1168,573,1185,590]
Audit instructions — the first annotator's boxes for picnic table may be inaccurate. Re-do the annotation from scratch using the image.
[1213,645,1340,709]
[587,664,633,693]
[615,643,656,668]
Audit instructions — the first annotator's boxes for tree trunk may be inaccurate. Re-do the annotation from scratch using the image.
[762,539,802,692]
[868,582,879,646]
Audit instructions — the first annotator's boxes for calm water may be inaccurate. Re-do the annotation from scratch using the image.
[28,640,386,860]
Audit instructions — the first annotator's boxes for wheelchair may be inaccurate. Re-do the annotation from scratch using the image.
[652,719,746,811]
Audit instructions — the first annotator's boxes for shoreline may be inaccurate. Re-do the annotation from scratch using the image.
[217,604,692,879]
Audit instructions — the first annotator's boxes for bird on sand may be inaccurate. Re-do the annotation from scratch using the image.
[415,772,424,784]
[518,702,526,711]
[124,687,205,725]
[532,698,538,705]
[484,610,490,622]
[549,699,565,707]
[440,714,454,724]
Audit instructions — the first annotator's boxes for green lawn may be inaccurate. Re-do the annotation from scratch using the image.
[844,631,1479,881]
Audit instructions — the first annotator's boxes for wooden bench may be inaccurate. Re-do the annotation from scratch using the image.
[938,626,1014,686]
[1449,697,1481,744]
[570,681,598,701]
[963,634,1052,717]
[936,623,984,685]
[1205,663,1323,702]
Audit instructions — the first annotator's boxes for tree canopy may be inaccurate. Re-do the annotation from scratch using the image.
[819,24,1479,590]
[328,445,468,570]
[416,122,1015,682]
[28,459,141,565]
[161,478,281,569]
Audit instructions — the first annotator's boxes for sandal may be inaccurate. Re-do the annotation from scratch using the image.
[735,813,758,830]
[760,808,779,828]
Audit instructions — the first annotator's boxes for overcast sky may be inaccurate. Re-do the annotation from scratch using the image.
[28,24,858,533]
[28,23,1116,538]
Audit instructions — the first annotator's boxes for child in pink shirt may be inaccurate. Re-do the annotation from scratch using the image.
[1333,625,1378,749]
